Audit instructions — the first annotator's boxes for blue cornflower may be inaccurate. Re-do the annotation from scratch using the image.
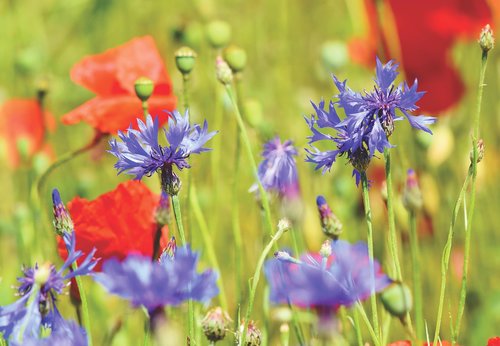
[0,232,97,343]
[251,136,299,197]
[109,110,217,194]
[264,240,391,312]
[306,57,436,184]
[94,242,219,313]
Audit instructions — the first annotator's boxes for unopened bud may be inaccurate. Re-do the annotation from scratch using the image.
[277,218,291,233]
[155,191,171,227]
[402,169,423,213]
[479,24,494,53]
[206,20,231,49]
[320,240,332,259]
[316,196,342,240]
[223,45,247,73]
[134,77,154,102]
[175,46,197,75]
[52,188,74,236]
[470,139,484,164]
[201,307,232,343]
[380,282,413,318]
[215,56,233,85]
[237,320,262,346]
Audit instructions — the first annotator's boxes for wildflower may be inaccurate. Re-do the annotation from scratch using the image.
[62,36,176,134]
[94,245,218,313]
[251,137,299,197]
[488,337,500,346]
[109,112,216,194]
[56,181,169,271]
[201,307,232,343]
[0,232,96,343]
[11,319,88,346]
[0,99,55,168]
[264,240,391,311]
[236,320,262,346]
[479,24,495,52]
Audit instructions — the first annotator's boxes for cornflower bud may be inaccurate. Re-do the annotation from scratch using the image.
[134,77,154,102]
[175,46,197,75]
[215,56,233,85]
[380,282,413,318]
[223,45,247,73]
[201,307,232,343]
[52,188,74,236]
[470,138,485,164]
[206,20,231,49]
[402,169,423,213]
[479,24,494,53]
[316,196,342,240]
[237,320,262,346]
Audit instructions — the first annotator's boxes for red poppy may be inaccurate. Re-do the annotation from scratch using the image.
[388,341,455,346]
[349,0,492,115]
[62,36,177,134]
[57,180,169,271]
[0,99,55,168]
[488,337,500,346]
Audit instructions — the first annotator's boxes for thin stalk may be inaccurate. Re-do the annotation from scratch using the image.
[240,225,286,345]
[72,263,93,346]
[143,316,151,346]
[189,183,228,310]
[353,307,364,346]
[141,100,148,118]
[360,172,380,337]
[384,149,403,280]
[454,48,489,340]
[225,85,274,239]
[287,302,306,345]
[433,171,471,343]
[182,75,190,112]
[356,302,381,346]
[408,211,423,339]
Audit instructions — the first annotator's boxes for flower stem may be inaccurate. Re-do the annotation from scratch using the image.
[356,302,381,346]
[408,211,423,339]
[72,263,93,346]
[453,48,489,341]
[384,149,403,281]
[353,307,364,346]
[360,172,380,338]
[241,225,286,345]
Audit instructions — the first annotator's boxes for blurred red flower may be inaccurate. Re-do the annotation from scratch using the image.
[0,99,55,168]
[488,337,500,346]
[62,36,176,134]
[349,0,492,115]
[388,341,455,346]
[57,180,168,271]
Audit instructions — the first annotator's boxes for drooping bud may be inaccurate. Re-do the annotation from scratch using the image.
[215,56,233,85]
[201,307,232,343]
[175,46,197,75]
[479,24,494,53]
[134,77,154,102]
[402,169,423,213]
[277,218,291,233]
[469,138,485,164]
[206,20,231,49]
[223,45,247,73]
[52,188,74,237]
[237,320,262,346]
[155,191,171,227]
[380,282,413,318]
[316,196,342,240]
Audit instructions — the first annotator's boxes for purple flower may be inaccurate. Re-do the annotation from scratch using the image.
[109,111,217,181]
[264,240,391,311]
[306,57,436,185]
[0,232,97,343]
[94,244,219,313]
[251,137,299,197]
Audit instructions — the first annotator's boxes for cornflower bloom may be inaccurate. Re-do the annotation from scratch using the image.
[306,57,436,184]
[109,111,216,194]
[0,232,97,343]
[264,240,391,314]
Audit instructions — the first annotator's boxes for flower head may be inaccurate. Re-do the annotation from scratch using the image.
[488,337,500,346]
[265,240,391,311]
[94,245,218,313]
[62,36,176,134]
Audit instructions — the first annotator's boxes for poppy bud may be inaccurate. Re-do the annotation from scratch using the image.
[469,138,485,164]
[223,45,247,73]
[206,20,231,49]
[380,282,413,318]
[237,320,262,346]
[201,307,232,343]
[175,46,197,75]
[316,196,342,240]
[215,56,233,85]
[402,169,423,213]
[479,24,494,53]
[134,77,154,102]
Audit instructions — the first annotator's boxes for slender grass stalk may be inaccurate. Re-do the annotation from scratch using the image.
[454,48,489,341]
[287,302,306,345]
[408,211,423,339]
[143,314,151,346]
[384,149,403,280]
[360,172,380,337]
[353,307,364,346]
[356,302,381,346]
[72,263,93,346]
[240,224,286,345]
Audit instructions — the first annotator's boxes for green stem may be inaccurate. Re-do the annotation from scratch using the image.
[182,75,190,112]
[356,302,381,346]
[72,263,93,346]
[433,170,471,343]
[241,225,286,345]
[384,149,403,280]
[143,315,151,346]
[353,308,364,346]
[408,211,423,339]
[454,49,489,341]
[360,172,380,337]
[287,302,306,346]
[225,85,274,239]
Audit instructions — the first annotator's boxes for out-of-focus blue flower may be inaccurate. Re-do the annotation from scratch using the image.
[94,244,219,313]
[251,136,299,197]
[109,111,217,181]
[264,240,391,311]
[0,232,97,343]
[306,57,435,185]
